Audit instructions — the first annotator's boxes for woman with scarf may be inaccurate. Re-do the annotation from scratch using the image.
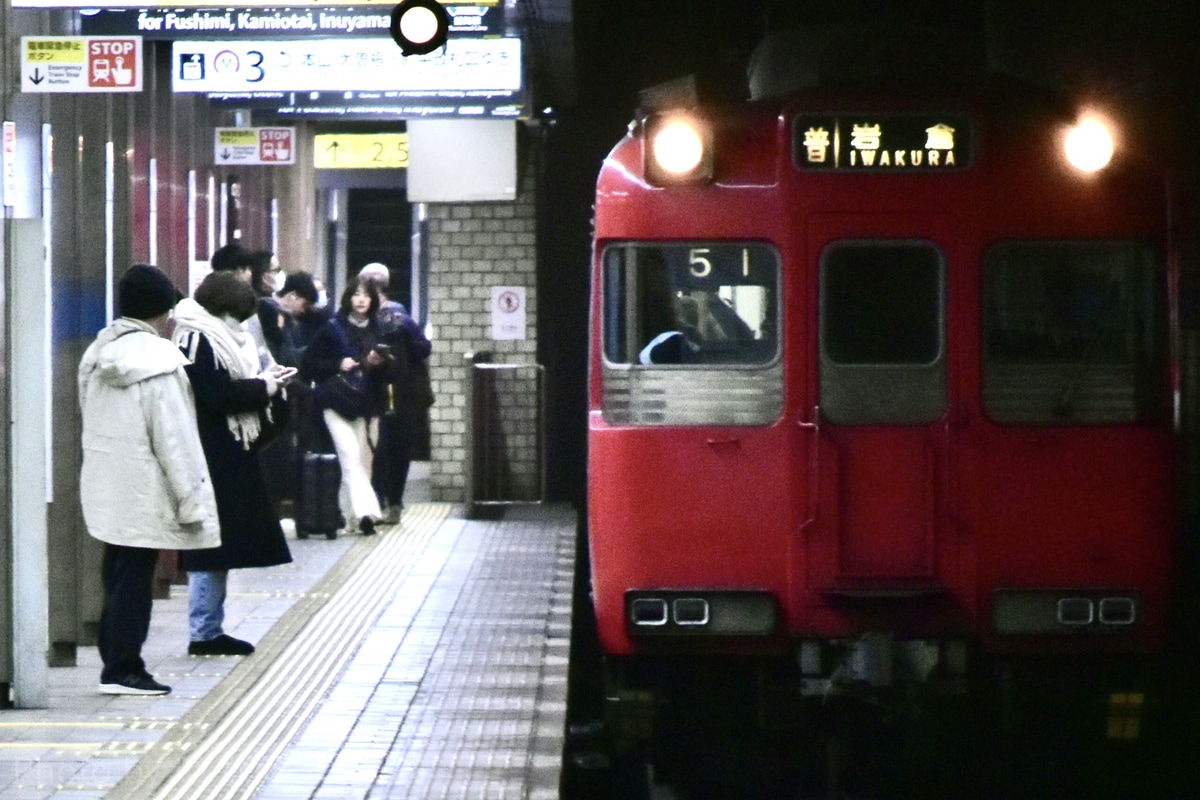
[172,271,297,657]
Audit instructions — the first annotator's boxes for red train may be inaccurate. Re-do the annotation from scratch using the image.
[587,68,1179,795]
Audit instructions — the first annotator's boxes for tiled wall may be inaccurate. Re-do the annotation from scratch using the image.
[425,158,540,502]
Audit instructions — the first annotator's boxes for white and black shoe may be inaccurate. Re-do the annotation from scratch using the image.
[98,673,171,696]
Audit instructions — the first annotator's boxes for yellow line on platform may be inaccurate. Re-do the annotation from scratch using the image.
[0,743,104,749]
[0,722,124,728]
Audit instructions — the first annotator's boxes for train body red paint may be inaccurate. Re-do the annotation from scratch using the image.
[587,81,1178,775]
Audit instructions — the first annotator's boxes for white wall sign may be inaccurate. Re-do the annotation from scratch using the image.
[20,36,142,93]
[214,127,296,165]
[491,286,526,341]
[2,122,15,206]
[408,119,516,202]
[171,37,520,94]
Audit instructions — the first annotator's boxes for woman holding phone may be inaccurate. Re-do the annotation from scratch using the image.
[300,276,394,536]
[172,270,296,656]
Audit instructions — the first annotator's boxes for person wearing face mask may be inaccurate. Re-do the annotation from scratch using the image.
[244,250,285,370]
[172,271,297,657]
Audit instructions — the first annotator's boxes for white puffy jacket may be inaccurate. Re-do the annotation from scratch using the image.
[78,317,220,550]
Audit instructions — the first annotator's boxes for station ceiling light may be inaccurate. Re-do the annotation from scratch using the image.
[390,0,450,56]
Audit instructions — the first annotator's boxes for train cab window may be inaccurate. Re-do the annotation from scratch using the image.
[819,242,946,424]
[983,243,1167,424]
[602,243,780,366]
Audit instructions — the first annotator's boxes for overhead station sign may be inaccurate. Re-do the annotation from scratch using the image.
[80,5,504,39]
[21,0,498,7]
[314,133,408,169]
[171,38,521,95]
[20,36,142,93]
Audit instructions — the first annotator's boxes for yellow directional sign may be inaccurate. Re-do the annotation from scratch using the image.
[314,134,408,170]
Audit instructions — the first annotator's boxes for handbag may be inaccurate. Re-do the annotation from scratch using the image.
[413,359,435,409]
[316,368,371,420]
[312,316,374,420]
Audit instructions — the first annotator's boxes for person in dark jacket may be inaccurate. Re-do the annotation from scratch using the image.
[358,263,432,522]
[172,271,297,656]
[300,277,392,534]
[78,264,220,695]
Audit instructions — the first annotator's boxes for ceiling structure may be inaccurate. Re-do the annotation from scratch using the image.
[517,0,1199,128]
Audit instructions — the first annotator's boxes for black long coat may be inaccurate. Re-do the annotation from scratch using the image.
[178,334,293,572]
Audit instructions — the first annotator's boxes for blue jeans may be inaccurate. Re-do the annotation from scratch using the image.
[188,570,228,642]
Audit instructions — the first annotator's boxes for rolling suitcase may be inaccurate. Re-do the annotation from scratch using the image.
[296,452,342,540]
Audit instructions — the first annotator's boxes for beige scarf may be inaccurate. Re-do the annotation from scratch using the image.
[172,297,270,449]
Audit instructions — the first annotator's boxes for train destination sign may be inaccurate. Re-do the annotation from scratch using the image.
[79,5,504,40]
[20,36,143,93]
[793,113,972,171]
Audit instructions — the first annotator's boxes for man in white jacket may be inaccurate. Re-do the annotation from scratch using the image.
[78,264,220,695]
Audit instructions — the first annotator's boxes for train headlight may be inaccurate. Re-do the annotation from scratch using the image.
[643,114,713,186]
[1063,117,1114,173]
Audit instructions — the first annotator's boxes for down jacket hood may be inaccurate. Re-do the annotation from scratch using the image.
[78,317,189,395]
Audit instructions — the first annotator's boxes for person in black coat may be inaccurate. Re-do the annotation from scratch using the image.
[358,264,433,522]
[172,271,297,656]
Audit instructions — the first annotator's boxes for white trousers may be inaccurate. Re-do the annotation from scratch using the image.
[322,409,382,524]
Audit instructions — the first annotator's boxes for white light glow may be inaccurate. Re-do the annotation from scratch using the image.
[1064,118,1114,172]
[399,6,439,45]
[652,119,705,175]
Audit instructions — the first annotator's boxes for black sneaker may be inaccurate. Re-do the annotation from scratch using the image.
[360,517,376,536]
[98,674,171,695]
[188,634,255,656]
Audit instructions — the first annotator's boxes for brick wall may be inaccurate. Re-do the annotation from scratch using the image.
[425,157,540,502]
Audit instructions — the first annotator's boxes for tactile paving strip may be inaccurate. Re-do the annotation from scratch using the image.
[107,503,450,799]
[107,502,576,800]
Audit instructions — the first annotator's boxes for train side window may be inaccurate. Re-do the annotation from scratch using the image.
[982,242,1167,424]
[819,242,947,425]
[602,243,780,366]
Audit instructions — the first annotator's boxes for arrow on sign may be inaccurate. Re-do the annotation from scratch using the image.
[29,69,44,85]
[325,141,340,163]
[221,148,232,160]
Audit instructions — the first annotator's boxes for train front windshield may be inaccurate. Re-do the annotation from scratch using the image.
[983,242,1168,424]
[602,243,780,367]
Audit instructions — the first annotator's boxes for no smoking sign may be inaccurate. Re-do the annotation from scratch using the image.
[491,286,526,341]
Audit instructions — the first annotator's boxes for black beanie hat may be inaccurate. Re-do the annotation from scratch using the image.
[280,271,319,304]
[118,264,182,320]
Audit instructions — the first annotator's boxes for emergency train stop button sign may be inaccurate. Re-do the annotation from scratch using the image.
[214,128,297,166]
[21,36,143,93]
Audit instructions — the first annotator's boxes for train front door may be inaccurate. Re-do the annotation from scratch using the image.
[806,214,955,590]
